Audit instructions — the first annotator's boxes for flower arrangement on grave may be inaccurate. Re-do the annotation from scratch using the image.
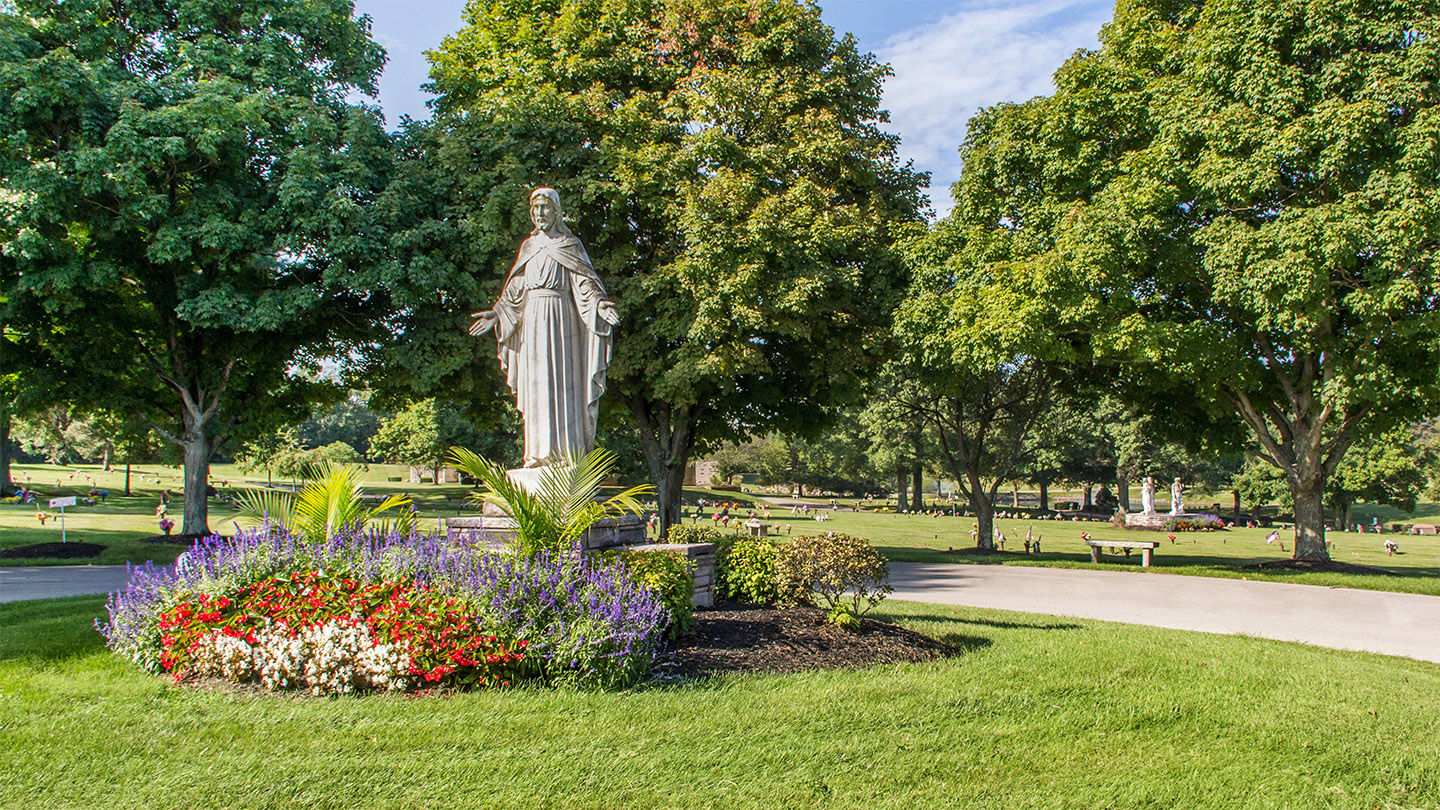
[159,517,174,535]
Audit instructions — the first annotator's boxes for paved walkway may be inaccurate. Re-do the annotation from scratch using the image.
[0,565,141,604]
[889,563,1440,664]
[5,562,1439,665]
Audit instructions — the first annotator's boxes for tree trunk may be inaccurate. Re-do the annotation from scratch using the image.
[0,411,11,495]
[1116,466,1130,512]
[1011,481,1020,508]
[101,445,110,470]
[912,464,923,510]
[971,480,994,550]
[1290,479,1330,561]
[180,409,211,536]
[1232,489,1241,523]
[630,396,698,539]
[1038,479,1049,511]
[896,465,908,512]
[1083,483,1093,511]
[125,462,132,497]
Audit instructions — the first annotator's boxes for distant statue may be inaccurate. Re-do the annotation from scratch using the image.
[1170,477,1184,515]
[470,188,619,467]
[1141,476,1156,514]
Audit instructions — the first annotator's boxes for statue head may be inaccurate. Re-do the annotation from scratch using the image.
[529,187,572,236]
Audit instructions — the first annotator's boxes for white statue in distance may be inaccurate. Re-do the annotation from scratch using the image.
[1170,477,1184,515]
[470,188,619,468]
[1141,476,1156,515]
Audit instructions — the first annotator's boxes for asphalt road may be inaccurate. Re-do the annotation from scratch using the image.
[4,561,1439,665]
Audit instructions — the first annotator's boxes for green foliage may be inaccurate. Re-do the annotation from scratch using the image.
[418,0,926,531]
[602,550,694,639]
[662,524,725,545]
[370,399,480,475]
[945,0,1440,559]
[448,447,651,557]
[298,396,383,460]
[0,0,394,535]
[307,442,362,466]
[776,533,891,625]
[715,537,799,606]
[232,464,415,542]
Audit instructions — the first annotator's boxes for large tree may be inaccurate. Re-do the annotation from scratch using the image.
[416,0,925,534]
[0,0,393,533]
[946,0,1440,561]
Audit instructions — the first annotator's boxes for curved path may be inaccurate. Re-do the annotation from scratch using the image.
[889,562,1440,664]
[5,562,1439,665]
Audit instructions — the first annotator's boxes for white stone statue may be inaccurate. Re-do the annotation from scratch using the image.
[470,188,618,468]
[1170,477,1184,515]
[1141,476,1156,514]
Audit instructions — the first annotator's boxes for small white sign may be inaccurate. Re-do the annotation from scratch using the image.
[49,496,77,508]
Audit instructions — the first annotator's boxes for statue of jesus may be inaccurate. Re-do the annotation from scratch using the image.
[469,188,618,468]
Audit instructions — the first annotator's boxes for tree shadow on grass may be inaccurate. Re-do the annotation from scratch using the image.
[0,596,109,664]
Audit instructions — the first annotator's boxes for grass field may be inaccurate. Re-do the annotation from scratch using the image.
[1,595,1437,809]
[3,462,1439,595]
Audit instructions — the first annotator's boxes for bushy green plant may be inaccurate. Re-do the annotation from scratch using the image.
[603,550,695,639]
[663,524,725,545]
[716,537,802,605]
[448,447,651,557]
[777,533,891,627]
[232,463,415,541]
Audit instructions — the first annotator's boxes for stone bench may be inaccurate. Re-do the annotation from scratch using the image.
[1086,539,1160,567]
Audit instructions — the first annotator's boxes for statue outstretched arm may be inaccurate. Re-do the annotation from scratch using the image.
[469,310,499,335]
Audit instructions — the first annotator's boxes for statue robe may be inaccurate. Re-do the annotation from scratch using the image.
[491,230,612,467]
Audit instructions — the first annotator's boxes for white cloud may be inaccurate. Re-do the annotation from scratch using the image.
[877,0,1112,217]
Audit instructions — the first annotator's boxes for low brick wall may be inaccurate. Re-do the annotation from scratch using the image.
[621,542,717,608]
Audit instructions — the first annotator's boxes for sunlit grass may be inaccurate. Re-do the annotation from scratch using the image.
[1,596,1437,809]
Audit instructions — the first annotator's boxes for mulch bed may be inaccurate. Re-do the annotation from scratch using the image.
[661,604,955,679]
[0,541,106,560]
[1243,559,1398,576]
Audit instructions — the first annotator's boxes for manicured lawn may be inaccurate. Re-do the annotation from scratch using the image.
[1,596,1437,809]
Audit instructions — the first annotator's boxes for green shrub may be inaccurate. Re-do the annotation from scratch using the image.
[716,537,803,605]
[603,550,695,638]
[663,524,725,545]
[777,533,891,627]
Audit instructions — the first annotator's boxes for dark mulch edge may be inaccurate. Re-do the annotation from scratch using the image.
[658,603,956,681]
[1242,558,1398,576]
[0,541,106,559]
[140,532,216,545]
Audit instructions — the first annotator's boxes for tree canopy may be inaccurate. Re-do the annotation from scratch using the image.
[0,0,393,532]
[938,0,1440,560]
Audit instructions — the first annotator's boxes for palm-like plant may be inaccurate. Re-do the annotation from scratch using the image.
[447,447,652,557]
[232,463,416,541]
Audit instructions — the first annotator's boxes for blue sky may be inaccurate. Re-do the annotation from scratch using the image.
[352,0,1114,216]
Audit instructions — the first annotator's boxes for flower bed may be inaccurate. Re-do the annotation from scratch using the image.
[1166,513,1228,532]
[99,528,668,693]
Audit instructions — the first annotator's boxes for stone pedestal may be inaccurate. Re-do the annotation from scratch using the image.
[444,512,646,550]
[621,542,717,607]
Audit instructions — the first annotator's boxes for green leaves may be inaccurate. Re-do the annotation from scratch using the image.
[231,463,416,541]
[447,446,652,557]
